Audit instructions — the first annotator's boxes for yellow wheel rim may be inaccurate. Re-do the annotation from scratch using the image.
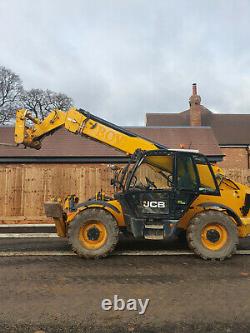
[79,221,107,250]
[201,223,228,251]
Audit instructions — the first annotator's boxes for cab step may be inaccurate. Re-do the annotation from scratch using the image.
[144,226,164,240]
[144,224,164,229]
[144,234,164,240]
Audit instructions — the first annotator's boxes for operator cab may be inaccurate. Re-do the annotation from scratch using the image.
[115,149,220,239]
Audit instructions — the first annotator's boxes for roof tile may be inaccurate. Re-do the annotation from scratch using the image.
[146,107,250,145]
[0,126,221,157]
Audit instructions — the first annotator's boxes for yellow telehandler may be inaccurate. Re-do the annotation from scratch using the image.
[15,107,250,260]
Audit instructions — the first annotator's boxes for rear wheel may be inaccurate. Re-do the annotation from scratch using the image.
[187,210,238,260]
[68,208,119,259]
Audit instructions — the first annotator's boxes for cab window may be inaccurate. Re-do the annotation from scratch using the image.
[193,155,217,193]
[129,155,174,190]
[177,155,198,191]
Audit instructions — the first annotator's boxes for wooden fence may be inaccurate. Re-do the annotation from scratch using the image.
[0,164,114,223]
[0,164,249,224]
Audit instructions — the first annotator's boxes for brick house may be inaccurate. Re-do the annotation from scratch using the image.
[146,84,250,169]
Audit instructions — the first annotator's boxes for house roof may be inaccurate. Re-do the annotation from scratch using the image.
[146,107,250,145]
[0,125,222,160]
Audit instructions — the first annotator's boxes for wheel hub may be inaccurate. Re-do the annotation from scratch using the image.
[206,229,220,243]
[87,227,100,241]
[201,223,228,251]
[79,221,108,250]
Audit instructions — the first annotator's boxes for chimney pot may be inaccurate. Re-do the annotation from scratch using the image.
[192,83,197,95]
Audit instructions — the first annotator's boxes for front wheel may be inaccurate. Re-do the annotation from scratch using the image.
[187,210,239,260]
[68,208,119,259]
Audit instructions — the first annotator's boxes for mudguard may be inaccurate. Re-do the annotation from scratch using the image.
[68,199,126,227]
[197,202,242,226]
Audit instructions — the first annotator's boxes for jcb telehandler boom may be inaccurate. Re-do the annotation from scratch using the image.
[15,107,250,260]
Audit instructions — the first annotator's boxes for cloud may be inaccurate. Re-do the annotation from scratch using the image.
[0,0,250,125]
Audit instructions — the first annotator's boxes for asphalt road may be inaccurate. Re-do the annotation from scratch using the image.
[1,237,250,333]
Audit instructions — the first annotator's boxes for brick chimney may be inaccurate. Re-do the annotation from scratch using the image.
[189,83,202,126]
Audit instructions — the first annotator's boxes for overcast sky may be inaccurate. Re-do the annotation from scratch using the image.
[0,0,250,125]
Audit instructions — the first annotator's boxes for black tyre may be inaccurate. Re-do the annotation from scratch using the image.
[187,210,239,260]
[68,208,119,259]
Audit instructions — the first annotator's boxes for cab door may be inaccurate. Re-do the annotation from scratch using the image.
[174,153,200,219]
[173,153,220,219]
[122,152,176,219]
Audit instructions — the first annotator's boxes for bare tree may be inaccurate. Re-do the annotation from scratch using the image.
[21,89,73,119]
[0,66,23,124]
[47,90,73,111]
[0,65,73,123]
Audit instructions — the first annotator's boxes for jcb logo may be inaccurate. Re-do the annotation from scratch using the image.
[143,201,166,208]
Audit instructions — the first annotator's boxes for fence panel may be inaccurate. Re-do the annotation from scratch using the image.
[0,164,249,223]
[0,164,113,223]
